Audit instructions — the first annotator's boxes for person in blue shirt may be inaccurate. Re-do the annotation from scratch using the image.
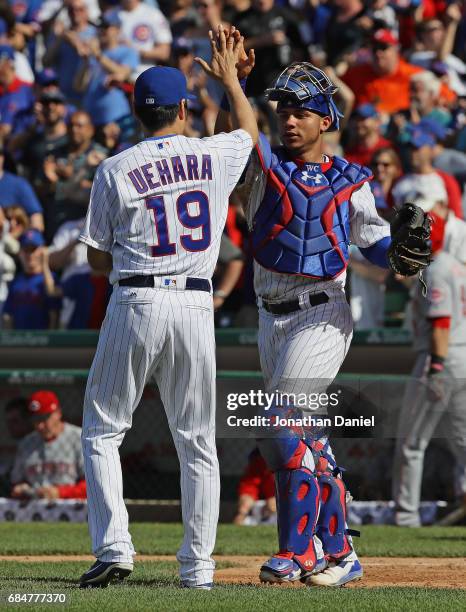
[61,271,111,329]
[8,0,43,71]
[74,14,139,137]
[42,0,97,104]
[3,229,61,330]
[0,148,44,230]
[0,44,34,139]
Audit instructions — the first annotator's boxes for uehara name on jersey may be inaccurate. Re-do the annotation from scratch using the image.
[127,153,213,194]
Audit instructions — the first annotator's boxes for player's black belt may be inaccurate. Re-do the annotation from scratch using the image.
[261,292,329,315]
[119,276,211,292]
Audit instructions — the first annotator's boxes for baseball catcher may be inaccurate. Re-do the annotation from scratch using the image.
[216,45,433,587]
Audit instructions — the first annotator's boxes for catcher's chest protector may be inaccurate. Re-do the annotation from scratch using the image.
[252,153,372,279]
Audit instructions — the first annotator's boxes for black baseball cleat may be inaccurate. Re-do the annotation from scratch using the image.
[79,561,133,588]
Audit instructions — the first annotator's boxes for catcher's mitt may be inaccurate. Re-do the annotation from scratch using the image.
[387,203,432,276]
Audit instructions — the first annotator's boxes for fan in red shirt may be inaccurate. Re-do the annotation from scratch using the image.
[342,29,455,116]
[0,44,34,139]
[345,103,393,167]
[233,448,276,525]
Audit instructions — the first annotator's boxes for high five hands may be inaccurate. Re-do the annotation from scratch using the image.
[194,25,255,83]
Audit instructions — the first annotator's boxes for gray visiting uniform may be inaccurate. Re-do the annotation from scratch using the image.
[11,423,84,489]
[392,252,466,526]
[217,234,244,265]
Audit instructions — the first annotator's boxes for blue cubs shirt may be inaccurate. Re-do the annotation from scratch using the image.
[82,46,139,126]
[62,273,111,329]
[3,273,61,329]
[0,172,43,215]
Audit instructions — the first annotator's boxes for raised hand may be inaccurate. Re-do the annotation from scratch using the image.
[230,27,255,80]
[194,24,242,85]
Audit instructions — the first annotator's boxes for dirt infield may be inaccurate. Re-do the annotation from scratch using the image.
[1,555,464,589]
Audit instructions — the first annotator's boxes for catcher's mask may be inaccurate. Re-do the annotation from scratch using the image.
[265,62,343,131]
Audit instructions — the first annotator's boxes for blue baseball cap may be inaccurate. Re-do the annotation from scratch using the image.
[353,103,378,119]
[134,67,195,108]
[98,12,122,28]
[406,125,436,148]
[417,117,448,141]
[20,229,45,249]
[0,44,14,62]
[36,68,58,86]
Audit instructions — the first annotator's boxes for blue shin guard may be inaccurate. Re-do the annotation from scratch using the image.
[276,468,320,563]
[316,473,358,561]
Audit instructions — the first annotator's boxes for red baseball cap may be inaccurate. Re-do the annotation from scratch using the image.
[28,390,60,416]
[372,29,399,47]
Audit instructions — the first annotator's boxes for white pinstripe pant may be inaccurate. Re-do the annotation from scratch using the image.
[257,294,354,471]
[256,295,356,558]
[258,294,353,394]
[82,285,220,586]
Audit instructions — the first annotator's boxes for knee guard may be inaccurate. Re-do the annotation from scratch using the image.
[275,467,320,571]
[257,435,305,472]
[316,472,359,561]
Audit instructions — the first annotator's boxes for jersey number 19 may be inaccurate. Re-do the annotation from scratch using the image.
[146,190,211,256]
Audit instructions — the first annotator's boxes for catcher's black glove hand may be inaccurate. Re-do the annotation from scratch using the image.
[387,203,432,276]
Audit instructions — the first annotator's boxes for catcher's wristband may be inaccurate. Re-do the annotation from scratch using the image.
[428,354,445,376]
[220,78,248,111]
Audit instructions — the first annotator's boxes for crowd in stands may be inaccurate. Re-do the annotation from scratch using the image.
[0,0,465,330]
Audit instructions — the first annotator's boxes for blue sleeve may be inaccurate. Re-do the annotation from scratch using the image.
[17,178,42,215]
[311,5,333,45]
[126,48,139,70]
[0,97,13,126]
[256,132,272,172]
[3,285,13,315]
[62,275,78,299]
[359,236,391,269]
[118,47,139,70]
[46,274,62,311]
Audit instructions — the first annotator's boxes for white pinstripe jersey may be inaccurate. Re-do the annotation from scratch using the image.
[239,149,390,301]
[80,130,253,285]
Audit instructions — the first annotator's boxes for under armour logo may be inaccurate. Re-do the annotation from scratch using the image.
[300,171,323,183]
[130,292,137,297]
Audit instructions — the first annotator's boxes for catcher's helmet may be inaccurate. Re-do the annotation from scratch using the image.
[265,62,343,131]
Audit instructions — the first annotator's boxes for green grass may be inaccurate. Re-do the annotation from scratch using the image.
[0,523,465,557]
[0,562,465,612]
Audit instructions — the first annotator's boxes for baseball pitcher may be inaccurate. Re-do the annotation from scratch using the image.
[78,27,258,588]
